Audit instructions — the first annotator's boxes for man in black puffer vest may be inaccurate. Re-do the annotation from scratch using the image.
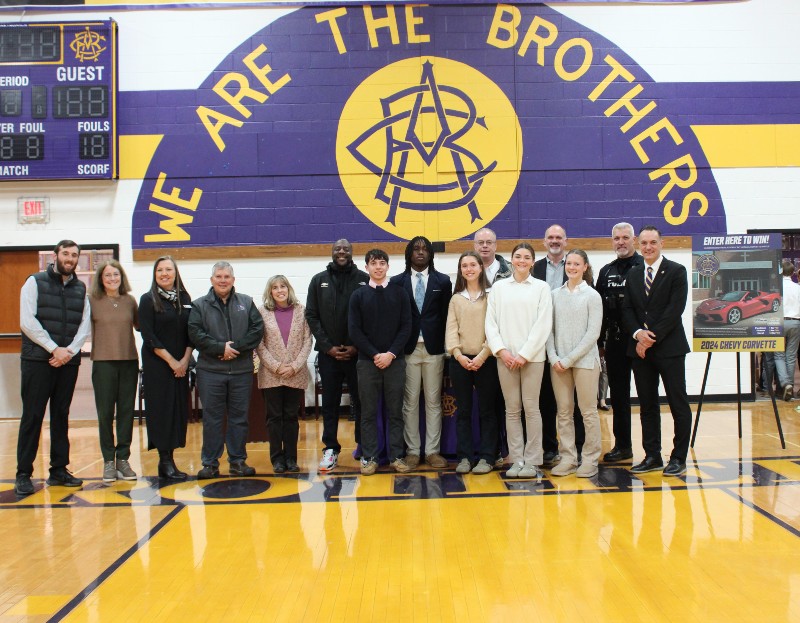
[15,240,91,496]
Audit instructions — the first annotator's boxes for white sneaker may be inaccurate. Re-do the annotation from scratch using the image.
[318,449,338,472]
[455,458,472,474]
[518,463,540,478]
[506,461,525,478]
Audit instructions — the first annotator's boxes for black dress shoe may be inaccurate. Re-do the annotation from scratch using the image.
[46,468,83,487]
[630,456,664,473]
[273,461,286,474]
[603,447,634,462]
[663,458,687,476]
[158,460,188,481]
[14,474,34,495]
[285,459,300,473]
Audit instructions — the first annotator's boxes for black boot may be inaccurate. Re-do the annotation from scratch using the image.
[158,450,188,481]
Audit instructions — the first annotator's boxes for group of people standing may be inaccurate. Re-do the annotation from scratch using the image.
[13,244,314,494]
[315,221,692,479]
[13,221,694,495]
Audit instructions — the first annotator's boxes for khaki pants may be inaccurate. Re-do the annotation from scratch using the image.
[498,361,544,465]
[402,343,445,456]
[550,364,601,468]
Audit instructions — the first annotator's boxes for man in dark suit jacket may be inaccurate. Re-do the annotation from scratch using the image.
[621,225,692,476]
[389,236,452,469]
[532,224,584,467]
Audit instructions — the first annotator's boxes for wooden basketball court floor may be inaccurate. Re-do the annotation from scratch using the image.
[1,401,799,623]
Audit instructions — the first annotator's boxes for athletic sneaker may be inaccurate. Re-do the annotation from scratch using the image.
[116,459,137,481]
[319,449,339,472]
[506,461,525,478]
[103,461,117,483]
[517,463,540,478]
[455,458,472,474]
[360,457,378,476]
[472,459,493,475]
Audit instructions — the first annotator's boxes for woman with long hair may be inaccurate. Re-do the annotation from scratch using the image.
[485,242,553,478]
[89,260,139,482]
[256,275,312,473]
[445,251,500,475]
[546,249,603,477]
[138,256,193,480]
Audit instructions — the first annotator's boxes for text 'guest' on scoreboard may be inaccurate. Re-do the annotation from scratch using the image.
[0,20,118,181]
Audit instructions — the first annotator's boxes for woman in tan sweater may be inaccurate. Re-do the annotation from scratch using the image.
[89,260,139,483]
[445,251,500,475]
[257,275,312,473]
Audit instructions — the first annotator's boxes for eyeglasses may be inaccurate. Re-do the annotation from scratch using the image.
[475,240,496,246]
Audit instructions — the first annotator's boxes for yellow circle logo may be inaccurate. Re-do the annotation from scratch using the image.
[337,57,522,242]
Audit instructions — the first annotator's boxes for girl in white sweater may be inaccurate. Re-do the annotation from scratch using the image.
[485,243,553,478]
[546,250,603,477]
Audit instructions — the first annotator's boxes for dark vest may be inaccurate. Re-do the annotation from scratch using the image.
[21,266,86,365]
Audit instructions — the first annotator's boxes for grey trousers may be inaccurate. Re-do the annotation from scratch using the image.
[197,369,252,468]
[357,359,406,462]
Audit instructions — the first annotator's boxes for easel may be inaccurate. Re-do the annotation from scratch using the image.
[690,351,785,448]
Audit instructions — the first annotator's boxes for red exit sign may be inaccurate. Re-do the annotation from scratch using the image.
[17,196,49,224]
[24,200,43,216]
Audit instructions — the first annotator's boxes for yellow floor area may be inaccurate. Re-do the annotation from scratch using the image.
[1,400,799,622]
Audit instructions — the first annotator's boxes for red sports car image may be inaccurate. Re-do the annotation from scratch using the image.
[695,290,782,325]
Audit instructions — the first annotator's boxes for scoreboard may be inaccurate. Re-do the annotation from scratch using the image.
[0,21,118,181]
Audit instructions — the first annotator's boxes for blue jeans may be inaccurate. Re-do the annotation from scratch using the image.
[775,319,800,388]
[197,369,252,468]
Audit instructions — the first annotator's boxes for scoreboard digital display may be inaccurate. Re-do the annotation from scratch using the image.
[0,21,117,181]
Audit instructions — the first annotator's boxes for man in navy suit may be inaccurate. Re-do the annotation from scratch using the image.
[390,236,452,469]
[621,225,692,476]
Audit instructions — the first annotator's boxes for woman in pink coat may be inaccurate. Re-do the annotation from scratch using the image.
[257,275,312,473]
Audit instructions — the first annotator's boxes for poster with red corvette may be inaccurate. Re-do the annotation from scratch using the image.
[692,233,784,352]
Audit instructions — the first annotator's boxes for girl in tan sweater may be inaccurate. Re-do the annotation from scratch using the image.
[445,251,500,475]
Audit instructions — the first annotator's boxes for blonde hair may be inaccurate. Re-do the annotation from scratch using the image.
[262,275,298,310]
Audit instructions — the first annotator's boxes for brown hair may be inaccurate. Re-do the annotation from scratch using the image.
[90,259,132,298]
[453,251,489,296]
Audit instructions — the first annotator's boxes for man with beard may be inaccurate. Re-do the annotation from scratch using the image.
[15,240,91,495]
[306,239,368,472]
[596,223,643,462]
[533,224,584,467]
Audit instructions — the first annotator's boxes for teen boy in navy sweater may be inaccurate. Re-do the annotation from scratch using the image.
[348,249,412,475]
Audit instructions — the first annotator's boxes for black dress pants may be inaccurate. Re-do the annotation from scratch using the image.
[263,386,302,464]
[17,359,80,476]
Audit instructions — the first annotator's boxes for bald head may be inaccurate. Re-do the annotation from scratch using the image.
[544,224,567,261]
[331,239,353,267]
[473,228,498,265]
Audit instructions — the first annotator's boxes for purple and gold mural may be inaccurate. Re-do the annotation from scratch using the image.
[131,4,730,249]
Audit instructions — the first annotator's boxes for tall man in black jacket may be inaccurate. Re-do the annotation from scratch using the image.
[306,239,368,473]
[596,222,643,462]
[390,237,452,469]
[15,240,91,495]
[621,226,692,477]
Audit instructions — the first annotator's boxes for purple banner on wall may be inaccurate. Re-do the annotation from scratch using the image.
[0,0,742,12]
[132,4,727,249]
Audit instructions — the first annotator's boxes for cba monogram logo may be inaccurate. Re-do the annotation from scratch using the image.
[336,57,522,241]
[70,27,106,62]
